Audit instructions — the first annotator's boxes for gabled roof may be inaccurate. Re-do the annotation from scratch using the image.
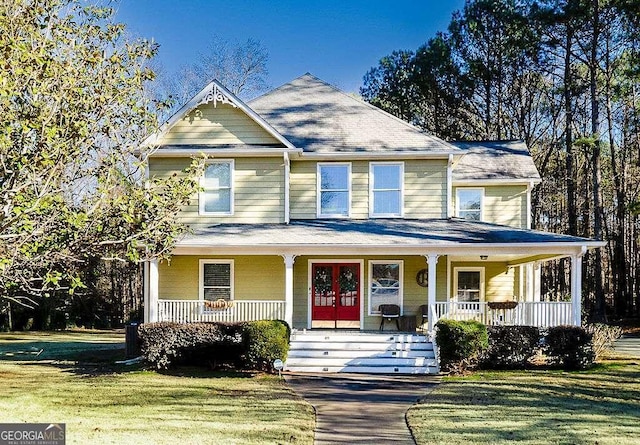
[451,140,541,183]
[141,79,297,150]
[249,73,459,155]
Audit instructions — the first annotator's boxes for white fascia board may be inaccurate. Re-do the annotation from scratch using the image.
[298,151,457,160]
[148,147,301,158]
[453,178,542,186]
[140,80,297,150]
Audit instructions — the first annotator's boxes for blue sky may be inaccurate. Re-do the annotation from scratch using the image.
[115,1,466,95]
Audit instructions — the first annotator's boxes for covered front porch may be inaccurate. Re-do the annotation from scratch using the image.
[145,219,603,331]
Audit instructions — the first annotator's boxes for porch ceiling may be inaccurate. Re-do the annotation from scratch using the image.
[174,219,603,258]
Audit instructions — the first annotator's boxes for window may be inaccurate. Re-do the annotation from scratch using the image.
[199,160,233,215]
[456,188,483,221]
[368,261,403,315]
[454,268,484,303]
[318,163,350,217]
[200,260,233,301]
[370,162,403,217]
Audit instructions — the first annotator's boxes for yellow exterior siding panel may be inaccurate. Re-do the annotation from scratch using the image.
[453,185,528,228]
[450,261,515,302]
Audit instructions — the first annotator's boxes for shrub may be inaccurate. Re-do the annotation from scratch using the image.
[435,319,488,373]
[242,320,290,372]
[584,323,623,360]
[138,322,244,370]
[545,325,595,370]
[483,325,540,369]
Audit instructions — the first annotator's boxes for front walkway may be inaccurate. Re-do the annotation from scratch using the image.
[285,373,439,444]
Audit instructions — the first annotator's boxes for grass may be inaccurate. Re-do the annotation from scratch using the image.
[0,330,314,445]
[408,357,640,445]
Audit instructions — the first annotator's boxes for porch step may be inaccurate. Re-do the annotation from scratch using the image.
[285,330,438,375]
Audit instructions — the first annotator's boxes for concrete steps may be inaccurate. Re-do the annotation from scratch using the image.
[285,330,438,374]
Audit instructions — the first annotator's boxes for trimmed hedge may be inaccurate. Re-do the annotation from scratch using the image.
[138,320,290,372]
[482,325,540,369]
[544,325,595,370]
[435,319,488,373]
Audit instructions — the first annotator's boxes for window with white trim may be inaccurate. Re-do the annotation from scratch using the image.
[368,261,403,315]
[456,188,483,221]
[318,163,351,217]
[199,160,233,215]
[200,260,234,301]
[370,162,403,217]
[453,267,484,303]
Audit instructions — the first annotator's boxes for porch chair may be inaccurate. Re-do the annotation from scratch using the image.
[418,304,429,331]
[379,304,401,331]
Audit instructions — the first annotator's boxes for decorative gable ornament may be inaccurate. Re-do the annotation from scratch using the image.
[198,84,238,108]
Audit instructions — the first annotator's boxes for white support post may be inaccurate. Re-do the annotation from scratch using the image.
[571,250,584,326]
[425,254,440,332]
[147,260,159,323]
[282,254,296,328]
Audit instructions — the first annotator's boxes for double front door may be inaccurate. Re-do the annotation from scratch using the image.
[311,263,360,327]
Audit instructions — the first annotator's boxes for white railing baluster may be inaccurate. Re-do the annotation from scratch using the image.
[156,300,287,324]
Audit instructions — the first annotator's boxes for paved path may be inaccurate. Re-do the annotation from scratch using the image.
[284,373,439,445]
[613,333,640,358]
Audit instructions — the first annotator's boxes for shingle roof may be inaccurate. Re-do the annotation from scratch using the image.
[451,140,541,182]
[249,73,459,154]
[178,219,596,248]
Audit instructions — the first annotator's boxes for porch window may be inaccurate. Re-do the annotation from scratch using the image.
[370,162,403,217]
[318,163,351,217]
[200,260,234,301]
[454,268,484,303]
[456,188,483,221]
[368,261,403,315]
[200,160,234,215]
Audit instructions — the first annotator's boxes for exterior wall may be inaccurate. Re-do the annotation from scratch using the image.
[158,102,281,146]
[449,261,516,302]
[158,255,285,301]
[453,185,527,228]
[290,159,447,220]
[149,157,285,225]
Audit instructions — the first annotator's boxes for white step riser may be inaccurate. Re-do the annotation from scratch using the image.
[286,357,438,367]
[284,365,438,374]
[289,350,435,359]
[291,333,428,343]
[289,342,433,352]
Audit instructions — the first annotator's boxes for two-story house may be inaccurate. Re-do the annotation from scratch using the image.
[142,74,601,372]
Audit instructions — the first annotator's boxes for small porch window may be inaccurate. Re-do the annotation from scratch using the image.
[200,260,234,301]
[454,267,484,302]
[368,261,403,315]
[318,163,351,217]
[370,162,404,217]
[456,188,483,221]
[200,160,234,215]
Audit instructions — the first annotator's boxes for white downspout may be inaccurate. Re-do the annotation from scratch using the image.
[284,152,291,224]
[446,154,453,218]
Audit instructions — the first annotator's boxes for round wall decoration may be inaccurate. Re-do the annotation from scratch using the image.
[416,268,428,287]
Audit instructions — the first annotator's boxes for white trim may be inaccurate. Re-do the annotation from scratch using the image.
[301,151,457,160]
[148,260,159,322]
[367,260,404,316]
[316,162,352,218]
[307,259,365,330]
[453,178,542,186]
[149,147,301,158]
[199,159,234,216]
[447,154,453,218]
[455,187,484,221]
[369,162,404,218]
[284,153,291,224]
[453,267,485,302]
[526,181,534,229]
[199,259,234,301]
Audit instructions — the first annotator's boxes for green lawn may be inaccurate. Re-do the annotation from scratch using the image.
[0,330,314,445]
[408,359,640,445]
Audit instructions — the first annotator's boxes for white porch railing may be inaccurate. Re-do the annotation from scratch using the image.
[157,300,286,323]
[432,301,574,328]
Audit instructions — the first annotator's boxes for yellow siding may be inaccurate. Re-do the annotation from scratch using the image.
[290,160,447,219]
[149,157,285,224]
[158,256,285,301]
[450,261,515,302]
[158,102,281,146]
[453,185,527,228]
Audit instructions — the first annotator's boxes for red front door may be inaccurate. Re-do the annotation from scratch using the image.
[312,263,360,324]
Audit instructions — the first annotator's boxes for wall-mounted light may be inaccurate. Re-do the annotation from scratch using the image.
[480,255,488,261]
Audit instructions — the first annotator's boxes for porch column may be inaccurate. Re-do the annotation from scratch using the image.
[282,254,296,328]
[146,260,159,323]
[425,254,439,332]
[571,251,584,326]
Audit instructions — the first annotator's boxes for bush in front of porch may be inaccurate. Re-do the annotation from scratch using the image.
[435,319,489,373]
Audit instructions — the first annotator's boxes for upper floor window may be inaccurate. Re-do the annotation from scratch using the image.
[370,162,403,217]
[200,160,234,215]
[456,188,483,221]
[317,163,351,217]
